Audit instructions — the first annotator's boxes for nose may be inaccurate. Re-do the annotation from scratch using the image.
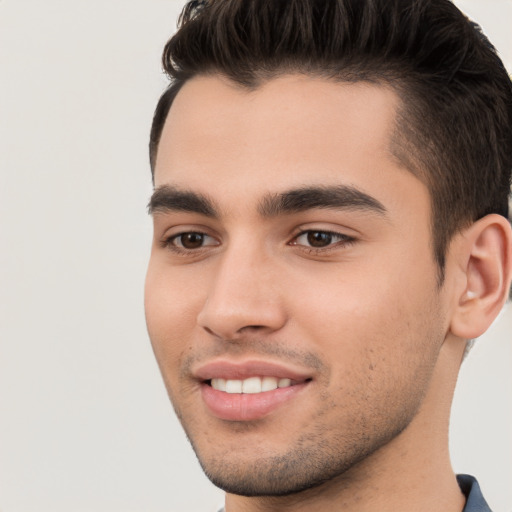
[197,244,287,341]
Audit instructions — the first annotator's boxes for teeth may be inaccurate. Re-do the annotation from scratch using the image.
[211,378,226,391]
[278,378,291,388]
[225,379,242,393]
[211,376,295,394]
[261,376,278,392]
[242,376,262,394]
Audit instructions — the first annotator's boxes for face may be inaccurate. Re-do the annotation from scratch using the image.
[145,75,450,497]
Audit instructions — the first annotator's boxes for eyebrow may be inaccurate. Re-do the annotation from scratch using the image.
[258,185,387,217]
[148,185,218,217]
[148,184,387,219]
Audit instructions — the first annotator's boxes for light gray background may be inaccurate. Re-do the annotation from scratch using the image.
[0,1,510,511]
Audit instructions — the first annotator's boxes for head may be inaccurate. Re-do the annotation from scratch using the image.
[145,0,512,504]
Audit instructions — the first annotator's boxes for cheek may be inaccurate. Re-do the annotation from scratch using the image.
[144,260,203,376]
[293,271,444,439]
[292,257,442,380]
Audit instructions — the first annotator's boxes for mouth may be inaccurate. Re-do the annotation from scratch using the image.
[195,361,313,421]
[207,376,305,394]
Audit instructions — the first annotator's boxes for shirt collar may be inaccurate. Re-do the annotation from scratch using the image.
[457,474,493,512]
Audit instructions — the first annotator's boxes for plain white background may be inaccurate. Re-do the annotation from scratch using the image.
[0,1,510,511]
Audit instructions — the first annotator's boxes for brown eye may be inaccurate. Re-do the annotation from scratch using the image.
[292,230,355,251]
[307,231,333,247]
[167,232,219,251]
[179,233,205,249]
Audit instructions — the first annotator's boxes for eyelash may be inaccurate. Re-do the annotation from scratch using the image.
[162,231,219,255]
[290,229,356,254]
[161,229,356,255]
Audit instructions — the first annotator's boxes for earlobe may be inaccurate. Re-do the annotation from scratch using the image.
[450,214,512,340]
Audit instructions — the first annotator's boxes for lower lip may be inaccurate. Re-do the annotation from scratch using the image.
[201,382,308,421]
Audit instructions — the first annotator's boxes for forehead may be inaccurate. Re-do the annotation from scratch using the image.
[154,74,419,214]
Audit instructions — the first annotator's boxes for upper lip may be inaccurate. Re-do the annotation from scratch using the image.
[193,359,313,382]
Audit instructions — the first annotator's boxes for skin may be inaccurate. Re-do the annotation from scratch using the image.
[145,74,503,511]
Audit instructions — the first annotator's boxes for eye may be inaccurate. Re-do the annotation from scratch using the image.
[291,230,355,250]
[166,232,219,250]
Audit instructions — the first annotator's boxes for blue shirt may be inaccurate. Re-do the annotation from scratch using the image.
[458,474,493,512]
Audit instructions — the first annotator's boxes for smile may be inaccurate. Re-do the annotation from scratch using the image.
[210,376,294,394]
[194,360,313,421]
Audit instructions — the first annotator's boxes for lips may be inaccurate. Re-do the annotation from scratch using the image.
[194,360,312,421]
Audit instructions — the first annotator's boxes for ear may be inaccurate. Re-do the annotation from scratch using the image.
[449,214,512,339]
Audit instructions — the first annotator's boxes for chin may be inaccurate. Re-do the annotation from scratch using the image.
[190,426,400,498]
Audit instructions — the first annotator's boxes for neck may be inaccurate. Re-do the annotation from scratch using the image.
[224,336,467,512]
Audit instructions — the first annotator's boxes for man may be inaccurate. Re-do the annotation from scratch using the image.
[144,0,512,510]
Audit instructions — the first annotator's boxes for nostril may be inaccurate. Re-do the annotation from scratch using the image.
[198,297,287,339]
